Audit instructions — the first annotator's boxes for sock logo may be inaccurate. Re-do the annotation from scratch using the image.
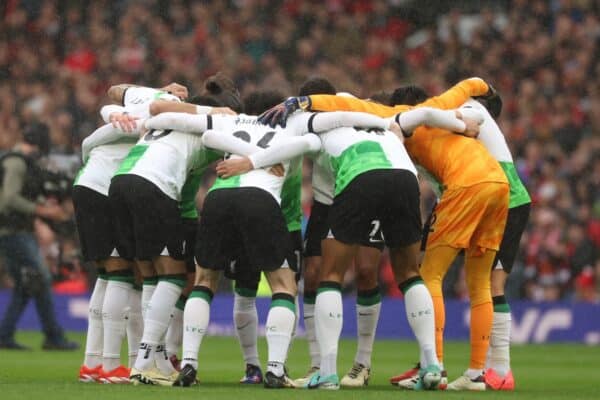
[185,325,206,334]
[329,312,342,318]
[139,343,152,359]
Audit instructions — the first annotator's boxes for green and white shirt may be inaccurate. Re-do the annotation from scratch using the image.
[318,126,417,196]
[75,87,179,196]
[460,100,531,208]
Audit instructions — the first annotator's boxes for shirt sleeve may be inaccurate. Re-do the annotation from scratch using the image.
[308,111,390,133]
[248,134,321,169]
[123,87,161,107]
[144,112,213,133]
[81,123,139,162]
[308,95,402,117]
[100,105,127,123]
[0,157,37,215]
[418,77,489,110]
[396,108,467,136]
[201,130,262,156]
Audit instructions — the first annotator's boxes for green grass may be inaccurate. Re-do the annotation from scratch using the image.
[1,332,598,400]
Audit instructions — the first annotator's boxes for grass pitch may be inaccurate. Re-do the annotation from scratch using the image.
[1,332,598,400]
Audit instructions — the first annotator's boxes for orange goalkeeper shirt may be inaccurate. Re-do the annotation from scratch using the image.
[307,78,508,190]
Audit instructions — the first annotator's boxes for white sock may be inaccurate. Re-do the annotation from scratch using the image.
[154,342,177,375]
[354,301,381,367]
[181,294,211,370]
[134,280,183,371]
[489,311,511,376]
[233,292,260,367]
[165,306,184,358]
[466,368,484,379]
[84,277,107,368]
[141,279,157,320]
[266,295,296,376]
[126,288,143,368]
[315,287,342,377]
[102,279,132,371]
[303,301,320,368]
[403,280,439,368]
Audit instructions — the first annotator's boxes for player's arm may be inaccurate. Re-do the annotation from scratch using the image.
[300,111,392,133]
[418,77,491,109]
[144,112,218,134]
[99,104,139,132]
[81,123,140,162]
[107,82,188,105]
[148,101,236,116]
[214,134,322,178]
[259,95,404,127]
[393,107,483,138]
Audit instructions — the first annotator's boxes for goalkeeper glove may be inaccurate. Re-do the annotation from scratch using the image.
[258,96,311,128]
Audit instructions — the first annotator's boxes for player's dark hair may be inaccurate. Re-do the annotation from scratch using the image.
[202,72,244,113]
[369,91,393,105]
[390,85,429,106]
[187,94,223,107]
[243,90,285,115]
[298,77,337,96]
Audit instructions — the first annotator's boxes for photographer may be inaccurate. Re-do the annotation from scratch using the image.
[0,123,78,350]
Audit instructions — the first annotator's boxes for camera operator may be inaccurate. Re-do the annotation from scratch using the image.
[0,123,78,350]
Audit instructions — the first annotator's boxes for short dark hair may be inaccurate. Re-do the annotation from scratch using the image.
[243,90,286,115]
[369,91,392,106]
[187,94,223,107]
[298,77,337,96]
[201,72,244,113]
[390,85,429,106]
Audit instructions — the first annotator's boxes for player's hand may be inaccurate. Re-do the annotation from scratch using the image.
[455,111,480,138]
[258,96,311,128]
[209,107,237,116]
[388,121,405,141]
[109,112,139,132]
[268,163,285,177]
[474,83,502,118]
[160,82,189,100]
[216,157,254,178]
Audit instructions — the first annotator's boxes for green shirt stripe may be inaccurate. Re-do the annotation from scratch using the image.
[330,141,392,196]
[499,161,531,208]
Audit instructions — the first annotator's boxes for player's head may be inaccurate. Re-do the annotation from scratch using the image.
[243,90,285,115]
[187,94,223,107]
[390,85,429,106]
[202,72,244,113]
[298,76,336,96]
[369,91,393,105]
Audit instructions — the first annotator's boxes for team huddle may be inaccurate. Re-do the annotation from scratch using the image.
[74,73,530,391]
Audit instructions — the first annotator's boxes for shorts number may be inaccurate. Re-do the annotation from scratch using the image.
[144,129,173,141]
[369,220,384,242]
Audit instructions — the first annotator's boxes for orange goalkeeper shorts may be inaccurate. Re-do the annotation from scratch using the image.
[424,182,509,253]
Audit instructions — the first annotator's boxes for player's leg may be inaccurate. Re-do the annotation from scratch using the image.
[126,270,143,369]
[175,266,221,387]
[175,188,234,387]
[264,267,298,388]
[295,200,330,385]
[340,246,382,387]
[311,238,357,389]
[80,266,107,381]
[165,218,197,370]
[446,247,494,391]
[381,169,442,390]
[233,276,262,384]
[447,182,508,391]
[485,203,530,391]
[100,257,134,383]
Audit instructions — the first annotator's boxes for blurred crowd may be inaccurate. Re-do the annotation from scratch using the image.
[0,0,598,302]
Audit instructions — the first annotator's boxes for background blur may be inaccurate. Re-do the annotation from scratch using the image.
[0,0,598,302]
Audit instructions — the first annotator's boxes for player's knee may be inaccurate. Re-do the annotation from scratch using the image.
[355,263,378,289]
[467,275,492,306]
